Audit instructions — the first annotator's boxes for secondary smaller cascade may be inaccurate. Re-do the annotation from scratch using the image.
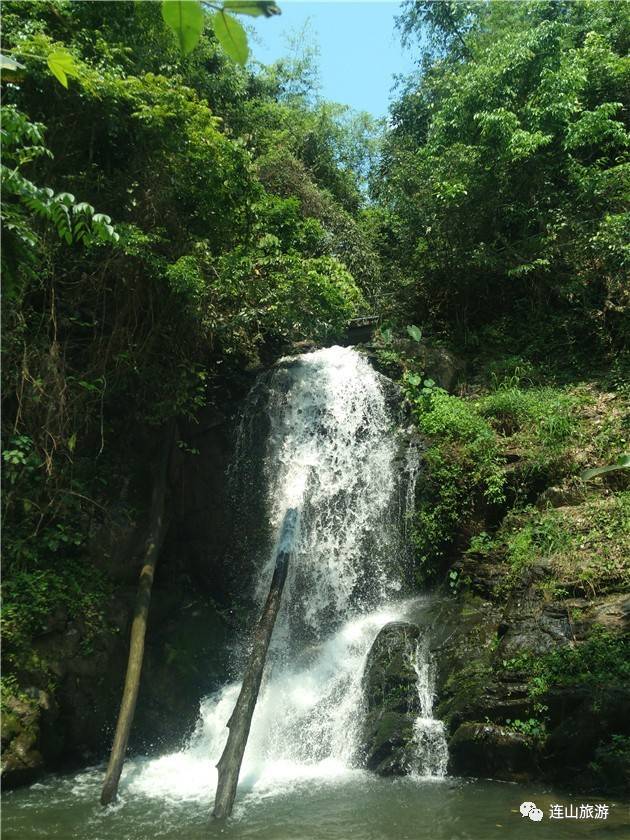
[412,637,449,777]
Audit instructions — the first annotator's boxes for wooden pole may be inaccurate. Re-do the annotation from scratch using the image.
[100,428,173,806]
[212,507,298,820]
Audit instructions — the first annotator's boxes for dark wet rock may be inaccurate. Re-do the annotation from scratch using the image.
[422,595,502,733]
[567,594,630,638]
[359,621,421,775]
[587,734,630,796]
[544,685,630,763]
[449,722,538,781]
[132,593,228,753]
[421,345,465,393]
[1,588,228,785]
[453,551,510,600]
[422,567,630,794]
[496,569,573,659]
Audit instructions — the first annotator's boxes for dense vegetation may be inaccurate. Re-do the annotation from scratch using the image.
[1,0,379,684]
[374,0,629,367]
[1,0,628,791]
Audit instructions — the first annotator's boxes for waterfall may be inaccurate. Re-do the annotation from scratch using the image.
[412,638,449,778]
[127,346,446,804]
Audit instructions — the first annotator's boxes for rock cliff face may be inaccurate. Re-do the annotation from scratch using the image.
[422,575,629,794]
[1,399,242,789]
[358,581,628,794]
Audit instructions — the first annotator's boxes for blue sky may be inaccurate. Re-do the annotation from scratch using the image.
[249,1,418,118]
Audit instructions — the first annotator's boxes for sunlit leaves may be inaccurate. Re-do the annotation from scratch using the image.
[224,1,280,17]
[212,9,249,65]
[1,104,119,296]
[161,0,274,61]
[407,324,422,342]
[380,1,630,348]
[46,50,80,88]
[162,0,205,55]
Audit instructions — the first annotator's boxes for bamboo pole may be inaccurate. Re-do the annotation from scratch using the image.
[100,429,173,806]
[212,507,298,819]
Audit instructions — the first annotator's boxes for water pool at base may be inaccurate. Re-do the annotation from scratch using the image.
[2,771,628,840]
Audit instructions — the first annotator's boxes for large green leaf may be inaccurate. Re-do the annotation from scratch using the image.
[212,10,249,64]
[406,324,423,342]
[162,0,205,56]
[581,454,630,481]
[223,1,281,17]
[46,50,80,88]
[212,10,249,65]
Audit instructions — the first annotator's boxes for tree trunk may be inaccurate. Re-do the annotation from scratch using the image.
[100,428,173,806]
[212,507,298,820]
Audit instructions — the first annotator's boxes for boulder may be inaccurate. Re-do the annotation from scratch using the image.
[0,691,48,788]
[359,621,421,775]
[449,722,538,782]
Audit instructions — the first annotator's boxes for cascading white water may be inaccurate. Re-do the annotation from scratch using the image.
[412,638,449,778]
[126,346,446,805]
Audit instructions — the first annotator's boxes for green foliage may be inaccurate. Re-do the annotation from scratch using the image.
[1,559,111,672]
[211,9,249,65]
[405,365,628,585]
[404,386,505,577]
[507,629,630,701]
[210,248,364,352]
[376,0,630,357]
[501,493,630,595]
[478,386,580,484]
[1,105,118,294]
[160,0,280,63]
[161,0,205,56]
[504,717,547,740]
[46,48,79,87]
[0,0,376,703]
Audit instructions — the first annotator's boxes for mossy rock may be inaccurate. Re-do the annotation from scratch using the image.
[0,692,47,788]
[359,621,421,775]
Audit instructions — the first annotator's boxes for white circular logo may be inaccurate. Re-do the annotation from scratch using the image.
[520,802,544,821]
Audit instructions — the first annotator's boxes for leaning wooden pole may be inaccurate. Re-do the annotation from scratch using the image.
[213,507,298,820]
[100,428,173,806]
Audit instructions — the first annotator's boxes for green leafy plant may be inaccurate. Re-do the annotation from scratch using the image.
[161,0,280,64]
[504,717,547,740]
[161,0,206,55]
[582,454,630,481]
[46,49,80,87]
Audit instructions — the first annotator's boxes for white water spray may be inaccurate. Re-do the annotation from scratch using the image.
[128,347,446,804]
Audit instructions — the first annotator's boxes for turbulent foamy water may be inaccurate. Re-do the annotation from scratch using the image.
[111,347,445,803]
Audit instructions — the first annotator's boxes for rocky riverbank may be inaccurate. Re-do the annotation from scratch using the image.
[358,344,629,796]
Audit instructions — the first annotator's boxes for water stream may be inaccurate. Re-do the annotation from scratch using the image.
[2,347,627,839]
